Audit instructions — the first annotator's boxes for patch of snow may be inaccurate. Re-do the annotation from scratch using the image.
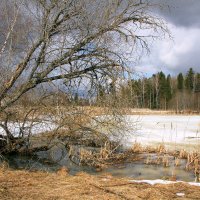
[187,182,200,187]
[176,193,185,197]
[0,121,57,137]
[123,115,200,149]
[130,179,176,185]
[130,179,200,187]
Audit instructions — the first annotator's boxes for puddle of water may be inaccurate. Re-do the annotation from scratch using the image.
[101,161,195,182]
[2,149,195,182]
[4,147,96,175]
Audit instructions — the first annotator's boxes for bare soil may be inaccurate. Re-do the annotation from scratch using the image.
[0,167,200,200]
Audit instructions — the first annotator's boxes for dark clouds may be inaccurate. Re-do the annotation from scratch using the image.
[156,0,200,28]
[136,0,200,75]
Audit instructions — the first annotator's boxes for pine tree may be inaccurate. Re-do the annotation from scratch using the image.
[158,71,166,102]
[185,68,195,91]
[177,73,184,90]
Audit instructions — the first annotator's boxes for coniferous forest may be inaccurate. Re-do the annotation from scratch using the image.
[117,68,200,111]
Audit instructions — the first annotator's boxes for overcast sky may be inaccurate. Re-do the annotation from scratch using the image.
[135,0,200,77]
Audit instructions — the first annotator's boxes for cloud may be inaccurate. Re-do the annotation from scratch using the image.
[133,0,200,76]
[135,23,200,75]
[154,0,200,28]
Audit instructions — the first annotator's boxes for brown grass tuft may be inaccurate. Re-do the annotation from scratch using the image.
[57,166,69,176]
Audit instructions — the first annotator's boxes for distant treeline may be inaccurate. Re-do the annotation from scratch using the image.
[70,68,200,111]
[16,68,200,112]
[115,68,200,111]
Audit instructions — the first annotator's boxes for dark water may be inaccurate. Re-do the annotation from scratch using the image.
[4,146,96,175]
[2,147,195,182]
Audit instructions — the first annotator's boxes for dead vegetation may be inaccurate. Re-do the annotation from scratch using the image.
[63,141,200,183]
[0,167,200,200]
[0,102,131,156]
[128,142,200,182]
[67,141,142,171]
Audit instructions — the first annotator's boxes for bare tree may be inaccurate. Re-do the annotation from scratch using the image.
[0,0,169,153]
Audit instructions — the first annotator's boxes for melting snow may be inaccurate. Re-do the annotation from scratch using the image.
[130,179,200,187]
[0,121,57,137]
[124,115,200,149]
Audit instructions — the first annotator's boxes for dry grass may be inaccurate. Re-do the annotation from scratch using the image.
[0,168,200,200]
[131,143,168,154]
[130,142,200,179]
[3,106,198,122]
[77,143,132,170]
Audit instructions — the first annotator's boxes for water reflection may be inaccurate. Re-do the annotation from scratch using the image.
[3,149,195,182]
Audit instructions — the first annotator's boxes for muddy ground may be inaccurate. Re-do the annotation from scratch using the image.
[0,167,200,200]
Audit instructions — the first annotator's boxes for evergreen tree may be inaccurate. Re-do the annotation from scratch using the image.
[185,68,195,91]
[158,71,166,101]
[195,73,200,93]
[177,73,184,90]
[152,74,159,109]
[166,75,172,101]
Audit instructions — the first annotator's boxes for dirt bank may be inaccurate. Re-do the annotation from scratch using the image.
[0,168,200,200]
